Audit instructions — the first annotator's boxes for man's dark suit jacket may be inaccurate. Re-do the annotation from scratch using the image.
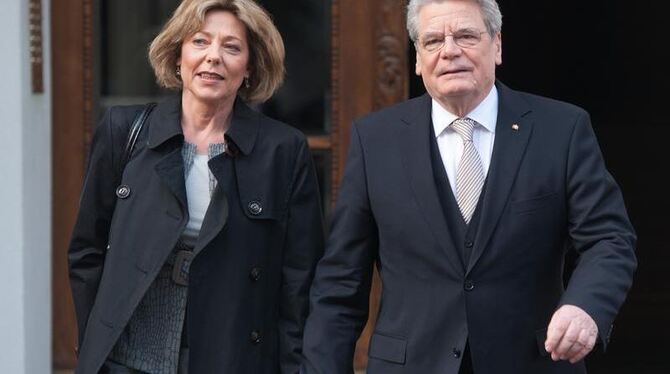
[301,82,636,374]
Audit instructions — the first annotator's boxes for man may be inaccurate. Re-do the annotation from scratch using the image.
[301,0,636,373]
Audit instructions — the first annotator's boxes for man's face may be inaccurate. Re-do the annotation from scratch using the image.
[415,0,502,112]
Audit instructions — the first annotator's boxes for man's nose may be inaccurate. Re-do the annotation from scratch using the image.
[439,35,462,58]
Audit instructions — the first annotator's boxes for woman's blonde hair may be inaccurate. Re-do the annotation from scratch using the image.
[148,0,285,103]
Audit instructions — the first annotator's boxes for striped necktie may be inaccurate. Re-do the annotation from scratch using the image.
[451,117,485,224]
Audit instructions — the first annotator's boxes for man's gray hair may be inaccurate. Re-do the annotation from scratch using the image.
[406,0,502,42]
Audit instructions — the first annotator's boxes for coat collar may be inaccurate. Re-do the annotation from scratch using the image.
[147,95,182,149]
[147,94,259,156]
[224,97,259,156]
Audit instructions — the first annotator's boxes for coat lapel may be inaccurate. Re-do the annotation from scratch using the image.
[193,99,259,254]
[154,147,187,214]
[467,83,533,274]
[398,94,464,276]
[149,97,188,213]
[192,166,229,255]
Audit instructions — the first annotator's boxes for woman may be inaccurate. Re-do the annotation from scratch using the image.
[68,0,324,373]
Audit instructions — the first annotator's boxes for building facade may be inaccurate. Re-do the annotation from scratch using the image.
[1,0,667,373]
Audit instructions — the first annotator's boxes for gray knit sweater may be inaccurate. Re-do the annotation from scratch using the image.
[108,143,225,374]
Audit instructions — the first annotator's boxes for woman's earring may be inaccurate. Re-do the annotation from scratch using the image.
[176,66,181,77]
[244,77,250,89]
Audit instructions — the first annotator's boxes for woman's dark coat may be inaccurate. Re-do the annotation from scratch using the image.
[68,96,325,373]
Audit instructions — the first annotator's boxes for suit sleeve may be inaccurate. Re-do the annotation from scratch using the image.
[68,108,124,347]
[278,137,326,374]
[559,110,637,351]
[301,122,379,374]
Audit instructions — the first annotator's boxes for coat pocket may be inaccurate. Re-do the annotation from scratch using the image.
[511,192,558,215]
[97,264,148,327]
[368,332,407,364]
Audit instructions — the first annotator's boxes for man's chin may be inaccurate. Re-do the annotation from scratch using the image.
[433,76,476,94]
[436,86,475,99]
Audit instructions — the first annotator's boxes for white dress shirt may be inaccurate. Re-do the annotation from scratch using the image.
[432,86,498,196]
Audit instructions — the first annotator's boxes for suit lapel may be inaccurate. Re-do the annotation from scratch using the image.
[398,95,464,276]
[467,83,533,274]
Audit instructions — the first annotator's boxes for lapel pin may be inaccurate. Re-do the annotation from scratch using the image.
[512,124,519,131]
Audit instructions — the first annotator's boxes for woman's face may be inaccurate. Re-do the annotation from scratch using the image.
[178,10,250,105]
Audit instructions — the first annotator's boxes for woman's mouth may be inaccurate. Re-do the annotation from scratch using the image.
[197,72,224,80]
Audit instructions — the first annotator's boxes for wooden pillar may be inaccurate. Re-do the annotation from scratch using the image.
[330,0,408,370]
[51,0,94,368]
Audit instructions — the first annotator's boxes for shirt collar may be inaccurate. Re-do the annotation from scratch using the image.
[432,85,499,137]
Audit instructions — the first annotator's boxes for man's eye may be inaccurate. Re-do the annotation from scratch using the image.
[459,33,478,40]
[423,37,442,47]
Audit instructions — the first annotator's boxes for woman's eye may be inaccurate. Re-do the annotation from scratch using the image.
[225,44,241,53]
[193,38,207,46]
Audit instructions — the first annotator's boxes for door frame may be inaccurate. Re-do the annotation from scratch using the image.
[51,0,408,369]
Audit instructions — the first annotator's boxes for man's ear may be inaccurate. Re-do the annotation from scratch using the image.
[494,33,502,66]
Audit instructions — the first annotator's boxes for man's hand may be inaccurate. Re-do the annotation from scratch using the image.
[544,304,598,363]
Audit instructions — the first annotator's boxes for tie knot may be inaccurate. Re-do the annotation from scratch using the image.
[451,118,476,142]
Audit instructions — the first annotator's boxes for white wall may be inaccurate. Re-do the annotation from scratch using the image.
[0,0,52,372]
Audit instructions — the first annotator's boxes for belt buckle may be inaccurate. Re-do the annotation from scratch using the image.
[172,250,194,286]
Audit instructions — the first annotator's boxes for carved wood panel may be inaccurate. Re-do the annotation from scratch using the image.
[29,0,44,93]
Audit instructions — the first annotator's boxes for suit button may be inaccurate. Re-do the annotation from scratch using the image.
[465,240,474,248]
[452,348,461,358]
[250,330,262,344]
[464,280,475,291]
[249,267,261,281]
[248,201,263,215]
[116,185,131,199]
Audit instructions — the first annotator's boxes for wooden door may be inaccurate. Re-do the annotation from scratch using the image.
[329,0,408,369]
[51,0,407,370]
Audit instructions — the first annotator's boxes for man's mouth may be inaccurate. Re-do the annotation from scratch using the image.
[441,68,471,76]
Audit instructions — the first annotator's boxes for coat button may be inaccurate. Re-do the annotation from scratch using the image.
[464,280,475,291]
[116,185,131,199]
[250,330,262,344]
[465,240,474,248]
[248,201,263,215]
[249,267,262,281]
[452,348,461,358]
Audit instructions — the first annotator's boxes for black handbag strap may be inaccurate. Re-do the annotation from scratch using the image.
[120,103,156,174]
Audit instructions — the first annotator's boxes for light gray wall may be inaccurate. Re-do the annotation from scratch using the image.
[0,0,52,372]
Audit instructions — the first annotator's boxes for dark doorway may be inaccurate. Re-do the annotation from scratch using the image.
[408,1,668,373]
